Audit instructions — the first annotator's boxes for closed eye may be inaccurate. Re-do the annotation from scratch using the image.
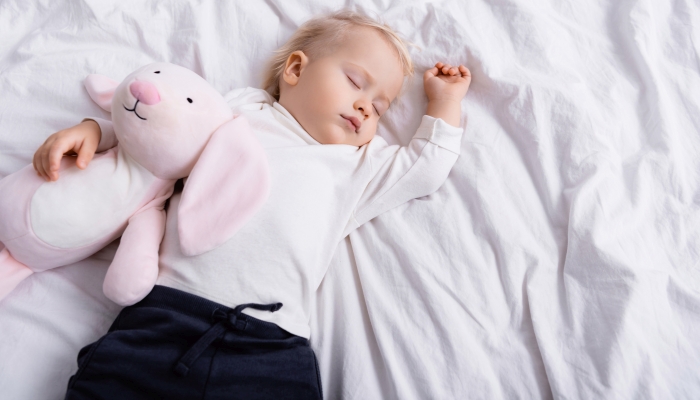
[347,76,360,89]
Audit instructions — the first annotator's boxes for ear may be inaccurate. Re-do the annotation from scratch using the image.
[281,50,309,86]
[177,116,270,256]
[84,74,119,112]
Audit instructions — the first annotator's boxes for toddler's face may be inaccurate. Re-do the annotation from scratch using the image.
[278,28,404,146]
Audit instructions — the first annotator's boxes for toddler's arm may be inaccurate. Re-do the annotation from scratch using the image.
[33,117,117,181]
[343,62,471,236]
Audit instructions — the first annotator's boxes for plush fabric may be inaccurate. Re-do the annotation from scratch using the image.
[0,62,270,306]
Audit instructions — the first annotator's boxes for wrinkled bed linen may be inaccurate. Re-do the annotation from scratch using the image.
[1,0,699,399]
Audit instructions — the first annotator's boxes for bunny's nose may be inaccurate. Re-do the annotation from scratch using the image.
[129,81,161,105]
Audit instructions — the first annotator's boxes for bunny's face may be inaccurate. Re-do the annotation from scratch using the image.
[111,62,233,180]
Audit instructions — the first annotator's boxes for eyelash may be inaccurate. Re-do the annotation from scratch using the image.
[348,76,360,89]
[348,76,380,116]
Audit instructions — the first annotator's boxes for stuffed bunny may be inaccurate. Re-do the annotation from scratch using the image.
[0,62,270,305]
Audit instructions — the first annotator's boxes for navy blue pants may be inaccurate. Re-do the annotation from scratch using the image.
[65,286,323,399]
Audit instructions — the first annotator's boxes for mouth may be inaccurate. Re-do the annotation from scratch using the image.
[341,115,361,132]
[123,100,147,120]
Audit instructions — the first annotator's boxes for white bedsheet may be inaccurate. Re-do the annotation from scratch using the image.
[2,0,700,399]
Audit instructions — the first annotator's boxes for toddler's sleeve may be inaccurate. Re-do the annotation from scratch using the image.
[82,117,117,152]
[343,115,463,236]
[223,87,275,113]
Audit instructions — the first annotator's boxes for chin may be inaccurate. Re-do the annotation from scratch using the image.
[321,127,348,145]
[313,132,342,145]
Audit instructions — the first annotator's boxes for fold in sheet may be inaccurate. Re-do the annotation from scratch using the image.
[1,0,699,399]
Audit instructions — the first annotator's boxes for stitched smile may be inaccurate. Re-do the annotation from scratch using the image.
[123,100,147,120]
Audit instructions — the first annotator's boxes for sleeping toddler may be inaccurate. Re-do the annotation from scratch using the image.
[33,10,471,399]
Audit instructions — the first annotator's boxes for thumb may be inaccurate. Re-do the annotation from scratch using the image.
[459,66,472,82]
[423,67,438,82]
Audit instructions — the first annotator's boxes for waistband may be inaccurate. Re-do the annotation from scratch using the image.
[129,285,291,340]
[130,285,301,377]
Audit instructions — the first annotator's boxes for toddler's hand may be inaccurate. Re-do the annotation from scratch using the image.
[33,119,101,181]
[423,62,472,102]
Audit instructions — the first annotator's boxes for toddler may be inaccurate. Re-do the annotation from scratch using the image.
[33,10,471,400]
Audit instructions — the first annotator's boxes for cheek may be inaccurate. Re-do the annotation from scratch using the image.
[361,123,377,142]
[323,84,345,109]
[306,79,337,115]
[317,70,351,106]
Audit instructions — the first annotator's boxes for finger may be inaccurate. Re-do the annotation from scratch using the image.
[76,137,98,169]
[441,64,452,74]
[435,62,444,69]
[32,148,41,176]
[39,146,54,181]
[48,140,73,180]
[34,138,51,179]
[424,67,439,80]
[459,66,472,82]
[33,152,44,179]
[449,67,458,76]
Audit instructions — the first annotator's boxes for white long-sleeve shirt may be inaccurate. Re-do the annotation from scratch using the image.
[91,87,463,338]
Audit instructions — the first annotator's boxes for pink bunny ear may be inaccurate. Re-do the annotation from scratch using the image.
[178,116,270,256]
[84,74,119,112]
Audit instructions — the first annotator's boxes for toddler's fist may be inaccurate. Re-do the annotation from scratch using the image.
[423,62,471,102]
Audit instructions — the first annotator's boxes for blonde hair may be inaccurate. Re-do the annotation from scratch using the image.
[262,10,414,100]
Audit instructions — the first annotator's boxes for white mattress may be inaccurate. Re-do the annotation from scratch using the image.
[2,0,700,399]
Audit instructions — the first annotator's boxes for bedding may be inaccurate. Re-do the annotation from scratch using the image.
[1,0,699,399]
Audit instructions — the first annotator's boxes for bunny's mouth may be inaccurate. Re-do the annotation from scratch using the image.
[123,100,147,120]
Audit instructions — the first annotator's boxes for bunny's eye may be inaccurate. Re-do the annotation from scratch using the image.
[154,71,161,74]
[187,98,193,103]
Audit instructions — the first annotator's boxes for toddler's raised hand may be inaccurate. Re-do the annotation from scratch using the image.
[33,119,102,181]
[423,62,471,127]
[423,62,471,102]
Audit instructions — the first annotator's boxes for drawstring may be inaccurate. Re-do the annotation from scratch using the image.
[174,302,283,377]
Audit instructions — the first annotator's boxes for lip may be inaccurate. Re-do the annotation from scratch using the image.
[341,115,361,132]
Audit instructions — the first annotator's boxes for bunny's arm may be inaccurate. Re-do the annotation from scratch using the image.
[102,184,174,306]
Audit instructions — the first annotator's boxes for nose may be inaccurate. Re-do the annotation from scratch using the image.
[354,99,370,118]
[129,80,161,105]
